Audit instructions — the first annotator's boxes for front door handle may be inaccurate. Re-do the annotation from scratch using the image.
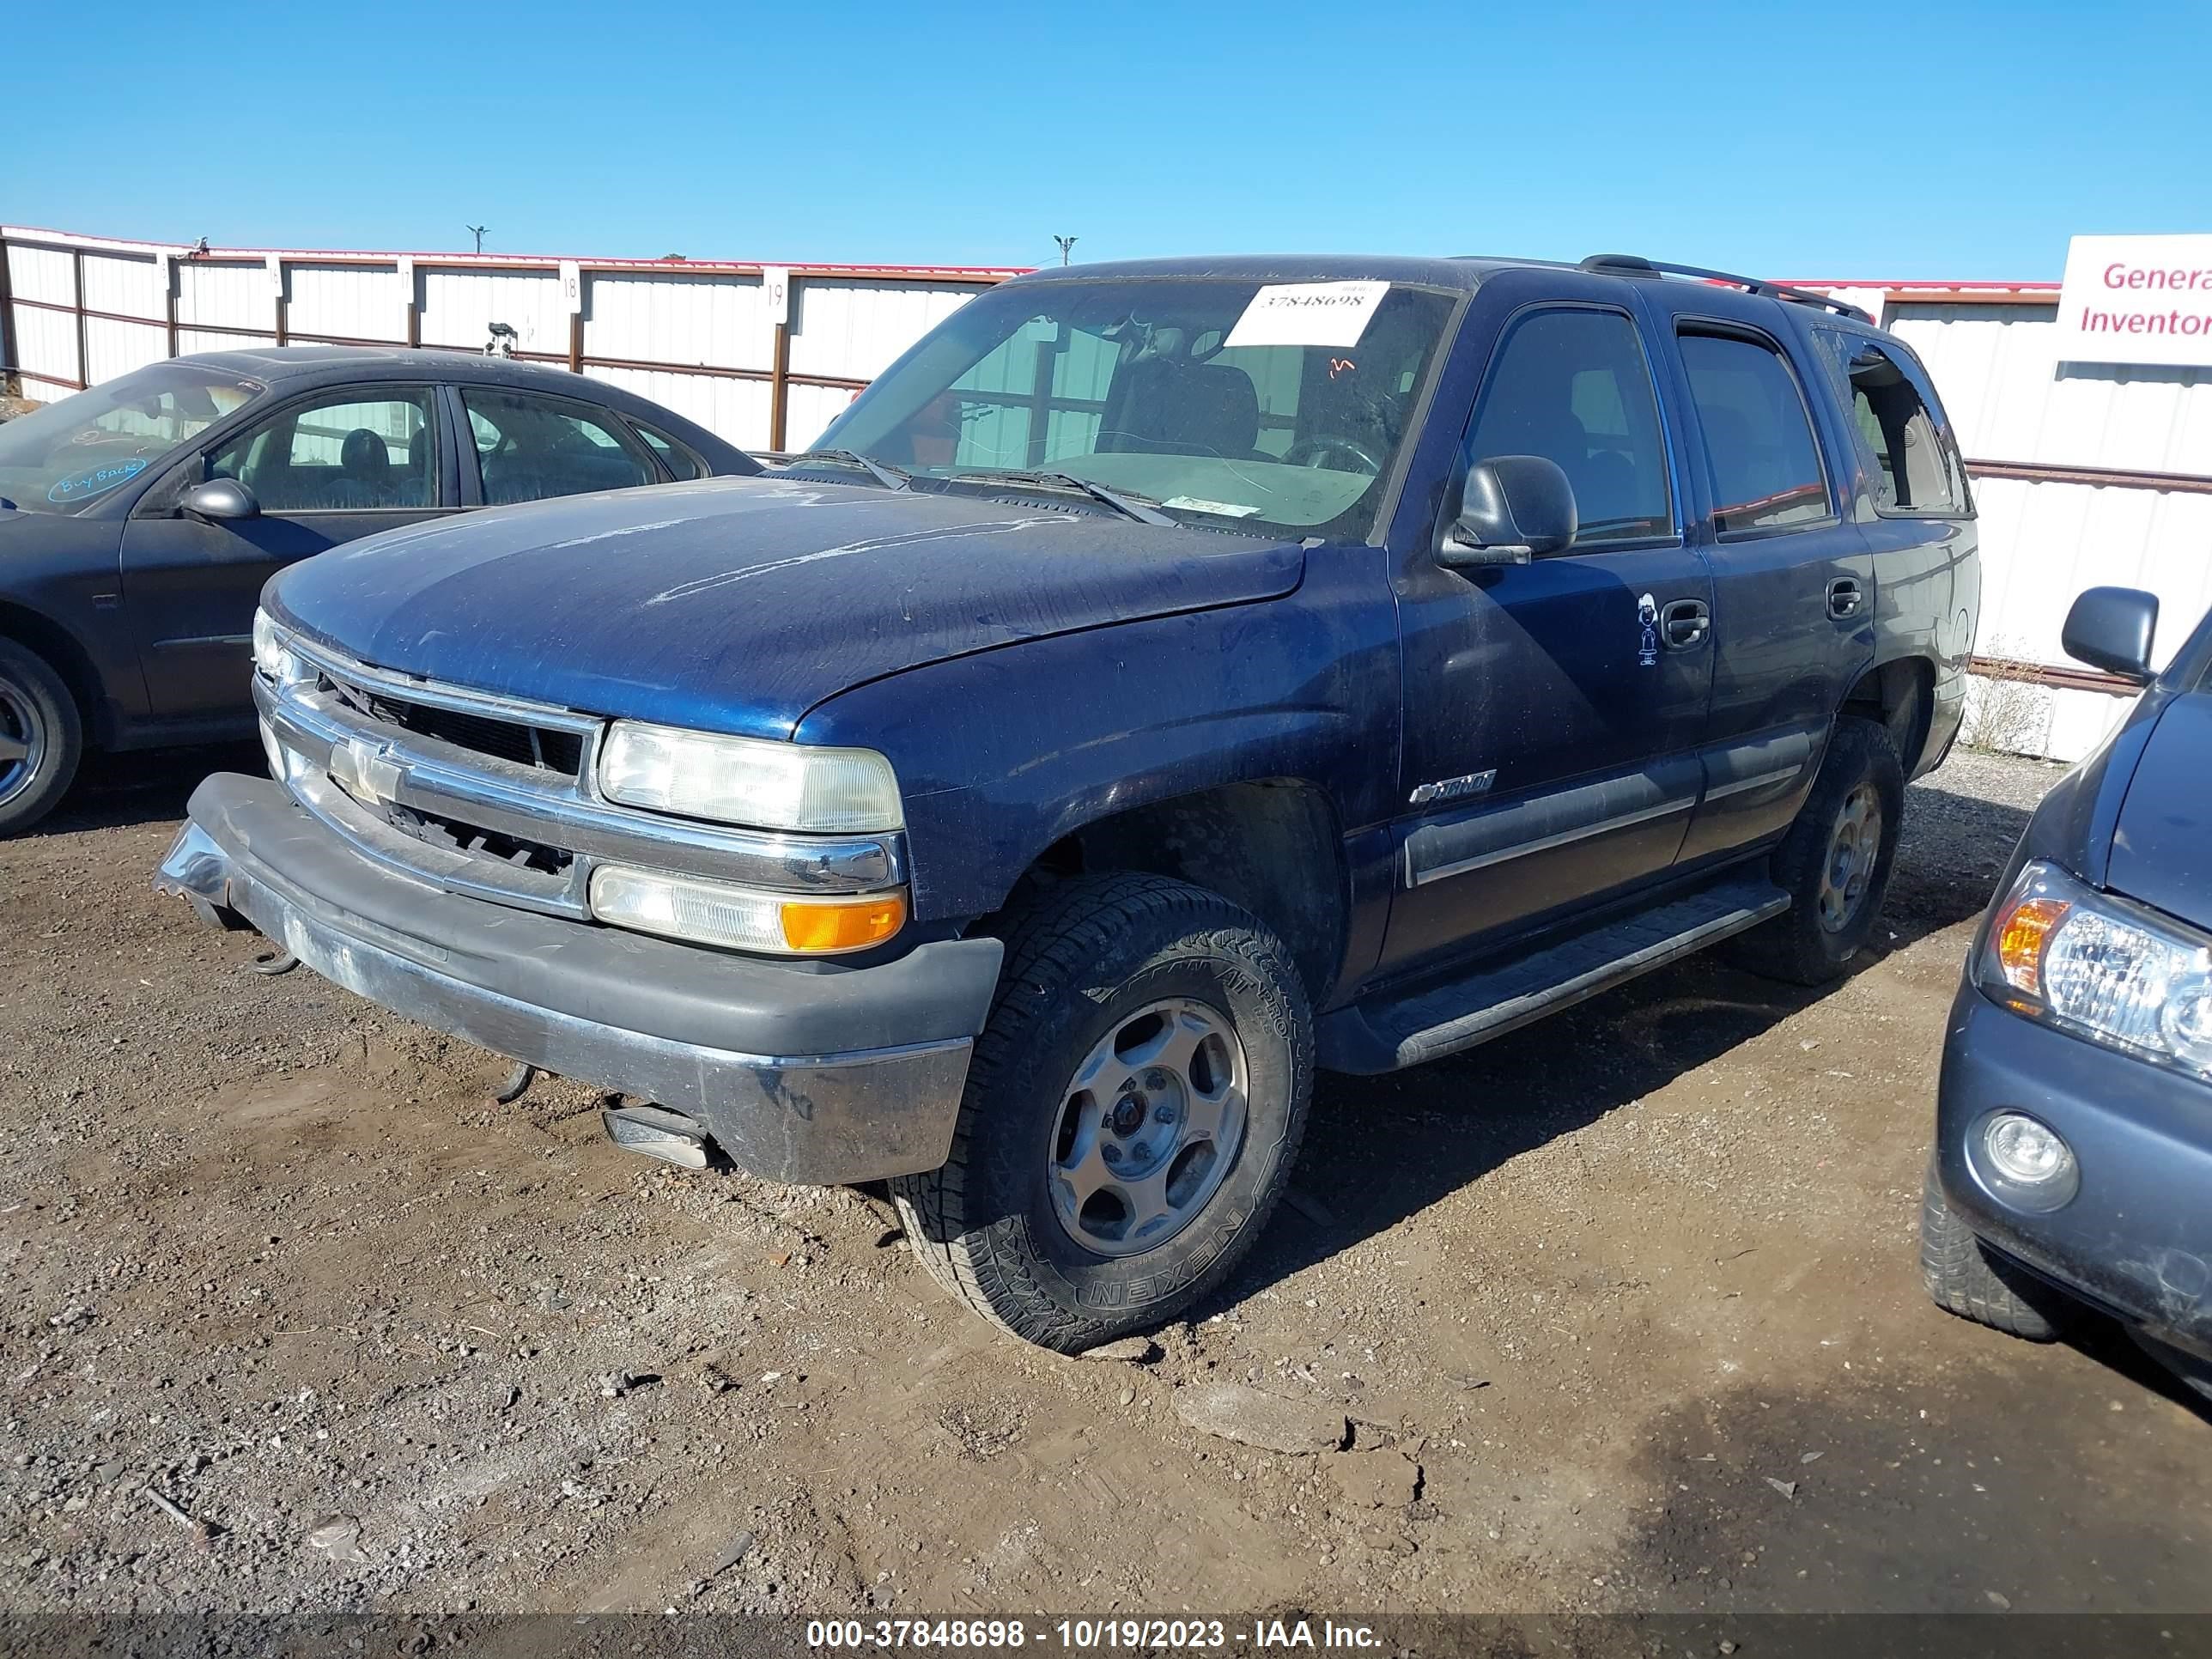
[1661,598,1710,649]
[1827,576,1866,620]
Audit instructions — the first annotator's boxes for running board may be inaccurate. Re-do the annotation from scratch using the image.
[1317,873,1790,1074]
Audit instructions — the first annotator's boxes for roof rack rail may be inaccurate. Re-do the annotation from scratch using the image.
[1577,254,1874,325]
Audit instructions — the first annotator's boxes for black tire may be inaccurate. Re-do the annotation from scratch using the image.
[0,637,84,837]
[891,872,1313,1351]
[1725,715,1905,986]
[1918,1163,2076,1341]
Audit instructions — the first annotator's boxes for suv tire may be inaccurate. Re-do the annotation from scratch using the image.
[891,872,1312,1351]
[1727,715,1904,986]
[0,638,83,838]
[1918,1164,2075,1341]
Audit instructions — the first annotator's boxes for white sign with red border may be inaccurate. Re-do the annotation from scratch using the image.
[2053,234,2212,368]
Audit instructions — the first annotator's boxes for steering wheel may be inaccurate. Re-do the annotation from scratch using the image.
[1281,434,1382,476]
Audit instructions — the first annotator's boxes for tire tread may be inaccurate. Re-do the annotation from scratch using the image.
[1918,1164,2075,1341]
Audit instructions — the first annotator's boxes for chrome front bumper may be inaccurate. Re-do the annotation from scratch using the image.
[158,775,1003,1185]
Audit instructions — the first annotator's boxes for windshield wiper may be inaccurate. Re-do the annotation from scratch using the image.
[950,468,1177,527]
[784,448,912,492]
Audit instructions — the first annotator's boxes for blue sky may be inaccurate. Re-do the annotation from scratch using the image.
[6,1,2204,278]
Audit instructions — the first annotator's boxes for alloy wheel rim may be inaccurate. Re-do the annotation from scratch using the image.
[1817,781,1883,933]
[1048,998,1249,1258]
[0,679,44,809]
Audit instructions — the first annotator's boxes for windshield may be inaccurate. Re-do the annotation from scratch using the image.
[0,362,264,514]
[813,276,1458,539]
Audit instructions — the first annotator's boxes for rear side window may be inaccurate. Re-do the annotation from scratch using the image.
[1678,332,1830,535]
[462,389,659,507]
[1462,308,1673,545]
[633,420,705,481]
[1826,337,1966,514]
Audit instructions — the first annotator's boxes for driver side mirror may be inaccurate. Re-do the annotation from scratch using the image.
[179,477,259,522]
[1439,455,1577,569]
[2062,586,2159,684]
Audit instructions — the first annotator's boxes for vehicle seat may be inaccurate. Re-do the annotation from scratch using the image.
[327,428,392,508]
[396,423,434,507]
[1105,359,1267,461]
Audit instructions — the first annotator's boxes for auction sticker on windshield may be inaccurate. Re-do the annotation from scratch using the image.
[1224,281,1390,349]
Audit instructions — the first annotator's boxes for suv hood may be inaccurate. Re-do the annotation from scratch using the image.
[2106,690,2212,933]
[268,476,1302,738]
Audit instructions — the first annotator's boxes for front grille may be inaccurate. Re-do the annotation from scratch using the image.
[326,678,585,776]
[384,799,573,878]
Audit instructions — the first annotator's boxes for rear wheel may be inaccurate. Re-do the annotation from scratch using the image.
[1726,715,1904,986]
[0,638,83,837]
[1918,1163,2076,1341]
[892,872,1312,1351]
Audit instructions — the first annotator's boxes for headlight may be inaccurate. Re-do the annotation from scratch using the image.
[1980,860,2212,1081]
[589,864,906,955]
[598,720,902,834]
[252,610,295,681]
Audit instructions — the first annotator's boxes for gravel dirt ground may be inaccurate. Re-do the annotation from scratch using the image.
[3,743,2209,1619]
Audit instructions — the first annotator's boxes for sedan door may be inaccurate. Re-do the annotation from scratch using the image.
[119,385,455,726]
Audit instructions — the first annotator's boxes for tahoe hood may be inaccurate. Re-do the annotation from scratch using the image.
[268,476,1304,738]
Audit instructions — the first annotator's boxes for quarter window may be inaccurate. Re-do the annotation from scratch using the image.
[208,390,438,512]
[634,421,705,481]
[1836,338,1964,514]
[1462,309,1673,546]
[1678,332,1831,535]
[462,389,660,506]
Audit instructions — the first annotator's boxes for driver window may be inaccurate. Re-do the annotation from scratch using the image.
[208,390,438,513]
[1462,309,1674,547]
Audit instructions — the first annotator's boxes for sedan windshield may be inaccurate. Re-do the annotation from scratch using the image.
[812,276,1458,540]
[0,363,264,514]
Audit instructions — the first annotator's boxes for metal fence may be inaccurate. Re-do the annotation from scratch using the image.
[0,224,1021,455]
[6,230,2207,763]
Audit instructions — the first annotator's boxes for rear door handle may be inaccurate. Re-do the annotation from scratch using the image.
[1660,598,1710,649]
[1827,577,1865,619]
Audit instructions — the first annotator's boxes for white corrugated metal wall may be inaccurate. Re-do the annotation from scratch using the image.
[2,227,1016,458]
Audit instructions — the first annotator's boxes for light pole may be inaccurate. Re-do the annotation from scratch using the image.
[466,224,488,255]
[1053,235,1078,266]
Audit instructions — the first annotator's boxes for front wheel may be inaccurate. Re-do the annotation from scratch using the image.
[0,637,84,837]
[1725,715,1904,986]
[892,872,1312,1351]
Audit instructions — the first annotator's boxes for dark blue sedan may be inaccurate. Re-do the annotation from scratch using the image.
[0,348,757,834]
[1923,585,2212,1395]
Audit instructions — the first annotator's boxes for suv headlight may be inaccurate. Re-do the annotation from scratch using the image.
[1979,860,2212,1082]
[252,610,304,684]
[598,720,902,834]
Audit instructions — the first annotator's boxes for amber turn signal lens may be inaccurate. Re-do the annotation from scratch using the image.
[780,893,907,953]
[1995,896,2070,996]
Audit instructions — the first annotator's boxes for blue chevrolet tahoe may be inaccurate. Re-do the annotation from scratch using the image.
[157,253,1980,1349]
